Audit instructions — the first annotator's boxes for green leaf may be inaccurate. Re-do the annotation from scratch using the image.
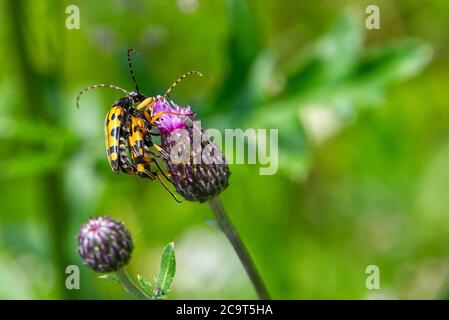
[355,39,433,84]
[155,242,176,297]
[98,274,121,284]
[244,50,278,108]
[284,11,363,96]
[213,0,262,110]
[246,104,310,180]
[137,274,154,295]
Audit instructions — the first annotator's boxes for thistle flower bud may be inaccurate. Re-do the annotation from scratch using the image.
[154,99,230,202]
[77,215,133,273]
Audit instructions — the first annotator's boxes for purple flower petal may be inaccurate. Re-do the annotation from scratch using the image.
[153,97,193,134]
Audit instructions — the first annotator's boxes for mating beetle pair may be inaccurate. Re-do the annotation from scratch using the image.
[76,49,201,201]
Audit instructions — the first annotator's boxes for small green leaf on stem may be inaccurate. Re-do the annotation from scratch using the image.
[98,273,121,284]
[155,242,176,297]
[137,274,154,295]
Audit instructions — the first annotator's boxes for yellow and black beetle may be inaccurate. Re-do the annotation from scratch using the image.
[76,49,200,202]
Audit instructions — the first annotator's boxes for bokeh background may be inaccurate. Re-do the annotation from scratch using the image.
[0,0,448,299]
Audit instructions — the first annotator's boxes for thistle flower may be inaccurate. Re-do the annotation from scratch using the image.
[154,98,230,202]
[77,215,133,273]
[153,97,193,134]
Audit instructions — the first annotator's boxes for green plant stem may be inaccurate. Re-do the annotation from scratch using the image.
[116,268,149,300]
[209,196,270,300]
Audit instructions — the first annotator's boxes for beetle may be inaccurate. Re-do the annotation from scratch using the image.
[76,49,200,201]
[104,96,137,175]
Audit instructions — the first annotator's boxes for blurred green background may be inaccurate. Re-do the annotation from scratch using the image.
[0,0,448,299]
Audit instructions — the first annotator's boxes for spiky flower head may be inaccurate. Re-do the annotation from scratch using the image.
[154,98,230,202]
[77,215,133,273]
[154,97,193,134]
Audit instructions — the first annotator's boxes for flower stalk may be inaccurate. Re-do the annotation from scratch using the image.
[154,98,270,299]
[115,268,149,300]
[209,196,270,300]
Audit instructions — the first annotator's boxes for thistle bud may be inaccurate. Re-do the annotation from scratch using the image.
[77,215,133,273]
[154,99,230,202]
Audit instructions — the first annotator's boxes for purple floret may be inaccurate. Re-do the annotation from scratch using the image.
[153,96,193,134]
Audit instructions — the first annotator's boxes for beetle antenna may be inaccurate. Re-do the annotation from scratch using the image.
[128,48,140,93]
[162,70,203,99]
[76,84,129,108]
